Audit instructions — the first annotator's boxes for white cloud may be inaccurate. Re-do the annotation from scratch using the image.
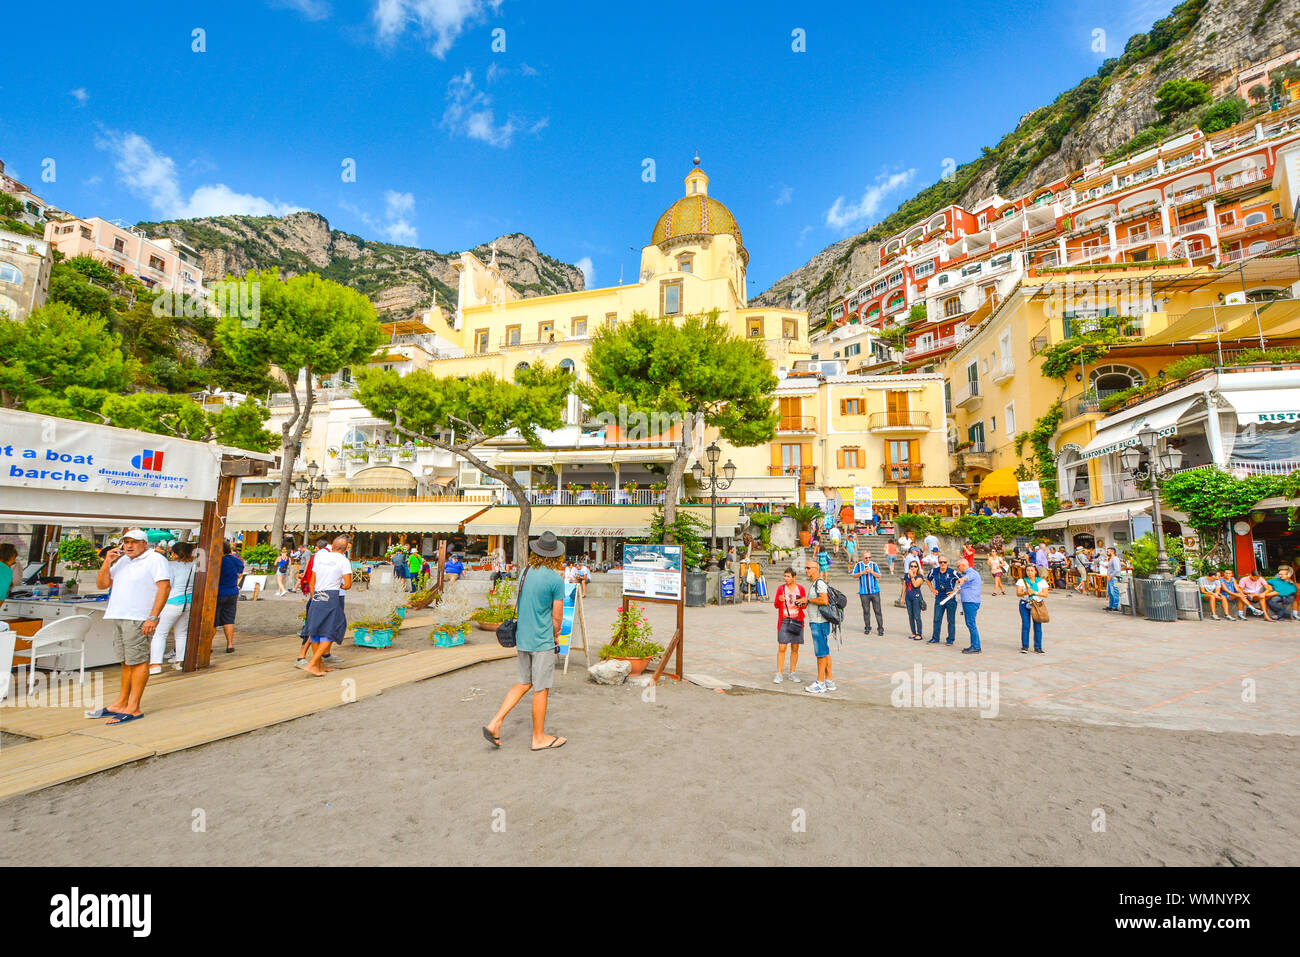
[798,225,813,245]
[340,190,420,244]
[441,69,516,147]
[69,88,89,106]
[372,0,502,59]
[519,61,538,76]
[96,130,301,219]
[83,174,103,187]
[774,184,793,206]
[575,256,594,286]
[825,169,916,231]
[271,0,331,19]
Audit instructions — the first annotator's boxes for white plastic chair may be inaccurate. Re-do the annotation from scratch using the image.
[25,614,95,694]
[0,624,15,702]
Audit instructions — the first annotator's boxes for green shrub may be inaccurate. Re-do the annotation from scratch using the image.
[1163,355,1215,380]
[1126,532,1187,577]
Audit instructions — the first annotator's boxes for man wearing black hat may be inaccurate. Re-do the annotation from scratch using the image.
[483,532,568,751]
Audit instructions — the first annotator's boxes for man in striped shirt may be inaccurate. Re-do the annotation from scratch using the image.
[852,551,884,636]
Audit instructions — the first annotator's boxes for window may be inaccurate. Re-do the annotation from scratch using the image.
[990,253,1013,268]
[978,214,987,229]
[937,274,949,286]
[148,255,166,271]
[884,439,920,480]
[605,312,618,328]
[748,317,764,339]
[79,226,91,239]
[0,262,22,285]
[572,317,587,337]
[845,342,861,357]
[475,329,489,353]
[944,296,961,318]
[1129,224,1149,242]
[783,318,798,339]
[660,280,682,316]
[1004,403,1016,435]
[559,358,576,374]
[840,398,864,415]
[676,255,693,273]
[913,260,934,279]
[1243,211,1267,227]
[1217,210,1236,226]
[113,237,125,252]
[873,280,887,295]
[990,416,996,433]
[505,325,521,346]
[1090,364,1144,396]
[539,320,555,342]
[888,273,903,287]
[839,447,862,469]
[961,262,983,277]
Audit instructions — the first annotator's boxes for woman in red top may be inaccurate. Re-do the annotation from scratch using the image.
[773,567,806,685]
[962,542,976,568]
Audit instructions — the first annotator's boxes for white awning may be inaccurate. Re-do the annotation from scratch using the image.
[1080,397,1200,460]
[1218,388,1300,425]
[691,476,798,503]
[1034,500,1151,529]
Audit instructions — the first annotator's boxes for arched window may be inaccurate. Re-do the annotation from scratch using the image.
[0,262,23,285]
[342,428,368,447]
[1090,364,1144,396]
[559,358,575,374]
[1246,287,1287,303]
[1243,211,1267,227]
[515,361,530,378]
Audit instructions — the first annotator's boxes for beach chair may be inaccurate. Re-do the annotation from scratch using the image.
[24,614,95,694]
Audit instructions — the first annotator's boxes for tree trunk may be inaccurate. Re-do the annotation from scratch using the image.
[661,410,696,542]
[269,370,314,548]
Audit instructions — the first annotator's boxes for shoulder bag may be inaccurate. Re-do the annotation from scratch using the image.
[496,567,529,648]
[1028,584,1050,623]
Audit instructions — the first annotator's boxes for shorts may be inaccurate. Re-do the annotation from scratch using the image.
[111,619,151,666]
[809,620,831,658]
[215,594,239,627]
[516,648,555,691]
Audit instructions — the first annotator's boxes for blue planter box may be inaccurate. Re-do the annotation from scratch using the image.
[353,626,394,648]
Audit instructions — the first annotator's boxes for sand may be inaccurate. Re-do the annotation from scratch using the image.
[2,655,1297,866]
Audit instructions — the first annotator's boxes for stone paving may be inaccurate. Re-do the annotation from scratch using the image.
[574,567,1300,736]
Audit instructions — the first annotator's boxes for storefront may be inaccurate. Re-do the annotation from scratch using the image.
[1230,496,1300,575]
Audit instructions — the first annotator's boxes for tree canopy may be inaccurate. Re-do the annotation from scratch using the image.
[0,302,138,409]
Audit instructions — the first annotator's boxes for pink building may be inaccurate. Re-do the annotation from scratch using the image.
[42,216,204,296]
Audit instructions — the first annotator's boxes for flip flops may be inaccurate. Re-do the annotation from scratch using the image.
[84,707,125,719]
[531,736,566,752]
[105,712,144,725]
[482,726,501,748]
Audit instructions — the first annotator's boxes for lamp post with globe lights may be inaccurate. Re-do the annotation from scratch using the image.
[293,461,329,549]
[691,440,736,570]
[1119,427,1183,579]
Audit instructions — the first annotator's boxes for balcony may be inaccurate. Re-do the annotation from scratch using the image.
[867,410,931,432]
[954,380,981,409]
[1176,218,1209,236]
[499,489,670,506]
[989,358,1016,384]
[881,463,924,484]
[769,465,817,485]
[955,443,992,471]
[1061,391,1102,421]
[776,416,817,433]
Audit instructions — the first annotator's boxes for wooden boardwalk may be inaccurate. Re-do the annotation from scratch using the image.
[0,623,513,802]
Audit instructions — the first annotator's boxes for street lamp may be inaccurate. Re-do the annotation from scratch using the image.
[691,440,736,569]
[1119,428,1184,578]
[293,460,329,548]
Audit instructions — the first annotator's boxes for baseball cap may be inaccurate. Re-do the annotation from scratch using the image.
[122,529,149,542]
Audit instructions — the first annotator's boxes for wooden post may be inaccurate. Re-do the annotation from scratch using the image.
[184,474,235,673]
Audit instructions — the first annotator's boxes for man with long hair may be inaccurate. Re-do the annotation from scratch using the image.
[483,532,567,751]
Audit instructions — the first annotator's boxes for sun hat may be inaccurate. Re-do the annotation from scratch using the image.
[530,531,565,557]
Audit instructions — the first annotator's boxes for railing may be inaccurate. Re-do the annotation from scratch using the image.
[776,416,817,432]
[990,358,1016,382]
[1174,460,1300,478]
[903,332,968,358]
[881,464,924,484]
[954,381,980,405]
[1176,218,1209,235]
[769,465,817,485]
[498,489,669,506]
[238,492,493,504]
[1062,391,1101,420]
[867,410,931,430]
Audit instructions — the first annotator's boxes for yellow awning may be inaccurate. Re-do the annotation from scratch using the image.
[977,468,1021,499]
[838,486,968,505]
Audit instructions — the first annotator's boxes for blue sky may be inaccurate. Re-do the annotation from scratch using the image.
[0,0,1178,294]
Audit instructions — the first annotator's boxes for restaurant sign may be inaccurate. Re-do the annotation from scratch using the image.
[0,412,220,502]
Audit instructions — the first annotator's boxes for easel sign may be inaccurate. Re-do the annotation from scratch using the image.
[556,582,590,673]
[619,544,685,685]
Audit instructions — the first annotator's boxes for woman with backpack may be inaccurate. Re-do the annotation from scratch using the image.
[773,568,805,685]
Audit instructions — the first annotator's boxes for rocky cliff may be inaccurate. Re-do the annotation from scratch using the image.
[754,0,1300,325]
[138,211,585,317]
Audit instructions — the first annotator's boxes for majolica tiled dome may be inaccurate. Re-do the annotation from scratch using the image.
[651,166,748,263]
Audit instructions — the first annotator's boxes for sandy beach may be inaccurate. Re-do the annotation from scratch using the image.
[3,652,1297,866]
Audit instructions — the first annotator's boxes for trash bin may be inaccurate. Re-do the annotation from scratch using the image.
[1174,579,1203,621]
[685,570,708,607]
[1138,576,1178,622]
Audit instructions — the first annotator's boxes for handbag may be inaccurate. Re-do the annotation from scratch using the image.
[779,615,804,643]
[1029,597,1050,623]
[496,567,530,649]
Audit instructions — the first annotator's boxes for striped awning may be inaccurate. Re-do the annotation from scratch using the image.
[835,486,967,505]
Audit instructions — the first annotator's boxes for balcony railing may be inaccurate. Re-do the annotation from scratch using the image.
[1174,459,1300,479]
[777,416,817,432]
[499,489,670,506]
[1176,218,1209,235]
[769,465,817,485]
[1062,391,1102,420]
[954,381,981,407]
[881,463,924,484]
[990,359,1016,383]
[867,410,931,430]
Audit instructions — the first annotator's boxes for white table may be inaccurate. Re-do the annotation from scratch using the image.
[1,597,118,670]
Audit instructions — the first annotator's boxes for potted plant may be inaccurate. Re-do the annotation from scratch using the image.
[57,536,101,595]
[622,480,639,496]
[429,591,475,647]
[599,601,664,676]
[537,481,556,493]
[649,481,667,503]
[566,482,583,497]
[470,577,517,633]
[785,504,824,547]
[239,541,279,573]
[408,573,436,609]
[349,574,409,648]
[590,481,610,493]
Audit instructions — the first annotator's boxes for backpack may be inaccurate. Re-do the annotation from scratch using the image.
[815,579,847,643]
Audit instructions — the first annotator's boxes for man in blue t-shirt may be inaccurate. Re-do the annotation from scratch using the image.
[444,554,464,582]
[484,532,567,751]
[215,541,244,654]
[926,557,959,644]
[957,558,983,653]
[852,552,883,636]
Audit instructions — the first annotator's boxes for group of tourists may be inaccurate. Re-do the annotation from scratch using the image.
[1198,566,1298,621]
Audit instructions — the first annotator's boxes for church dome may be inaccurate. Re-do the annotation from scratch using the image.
[651,167,748,263]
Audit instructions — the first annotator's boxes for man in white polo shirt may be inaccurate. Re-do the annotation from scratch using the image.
[87,528,171,724]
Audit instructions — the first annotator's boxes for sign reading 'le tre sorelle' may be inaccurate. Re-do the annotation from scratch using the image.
[0,411,220,502]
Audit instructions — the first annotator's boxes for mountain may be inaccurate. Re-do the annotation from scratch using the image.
[138,211,586,318]
[754,0,1300,324]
